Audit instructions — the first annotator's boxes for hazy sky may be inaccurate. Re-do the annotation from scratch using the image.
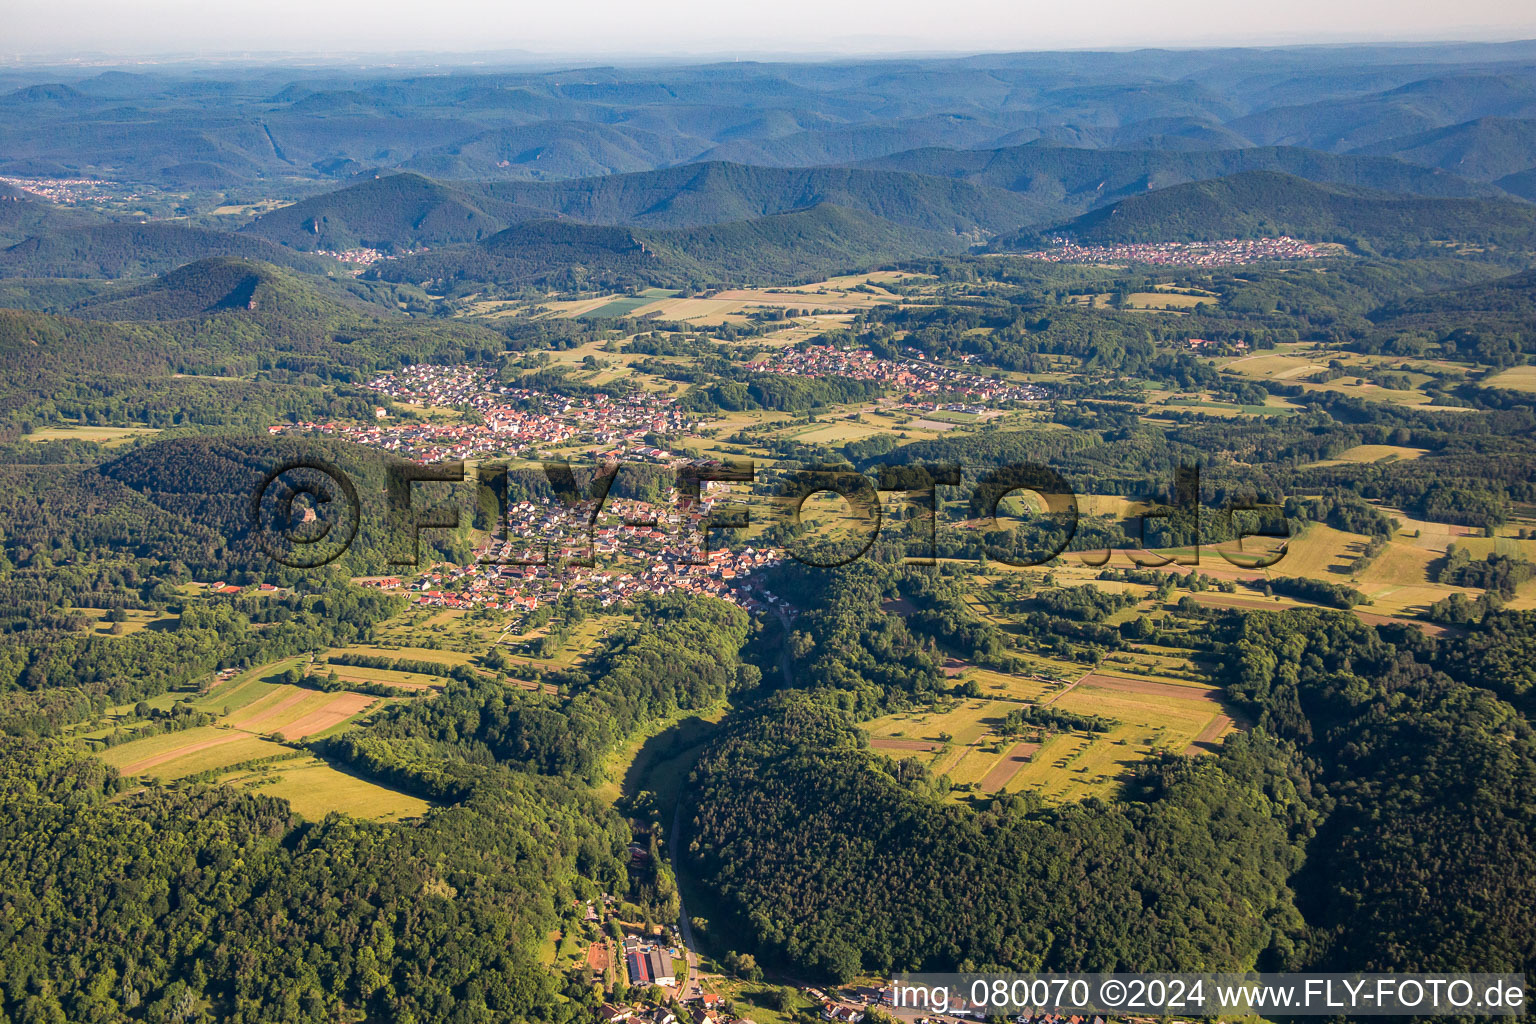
[7,0,1536,59]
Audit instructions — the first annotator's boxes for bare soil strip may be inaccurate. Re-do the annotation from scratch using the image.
[233,689,312,732]
[276,693,377,740]
[981,742,1040,792]
[1077,674,1225,702]
[1184,715,1234,755]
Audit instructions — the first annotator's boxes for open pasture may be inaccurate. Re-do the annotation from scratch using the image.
[1482,365,1536,393]
[220,756,430,822]
[100,727,293,780]
[958,667,1058,703]
[75,607,179,636]
[1307,443,1427,467]
[25,424,161,446]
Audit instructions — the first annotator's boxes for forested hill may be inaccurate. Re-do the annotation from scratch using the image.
[0,260,506,382]
[860,143,1501,207]
[243,163,1045,251]
[683,606,1536,982]
[1351,117,1536,183]
[1008,171,1536,251]
[475,161,1049,234]
[368,204,955,292]
[0,184,102,247]
[66,256,364,321]
[1369,266,1536,322]
[1358,267,1536,358]
[240,172,546,251]
[0,222,333,279]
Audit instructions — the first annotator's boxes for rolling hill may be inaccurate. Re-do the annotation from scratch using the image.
[1368,267,1536,325]
[62,256,355,321]
[240,173,545,251]
[0,184,102,248]
[0,257,507,384]
[860,143,1503,209]
[1352,118,1536,182]
[0,222,333,278]
[368,203,956,293]
[243,163,1048,252]
[1006,171,1536,251]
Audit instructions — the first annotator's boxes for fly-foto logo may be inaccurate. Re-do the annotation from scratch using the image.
[249,455,1288,571]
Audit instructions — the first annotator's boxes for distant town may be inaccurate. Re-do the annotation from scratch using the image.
[1016,236,1330,266]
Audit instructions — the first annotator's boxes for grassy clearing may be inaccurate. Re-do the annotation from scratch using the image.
[1483,365,1536,393]
[25,424,161,446]
[99,727,293,779]
[1307,443,1427,466]
[960,668,1056,702]
[221,756,430,821]
[75,608,179,636]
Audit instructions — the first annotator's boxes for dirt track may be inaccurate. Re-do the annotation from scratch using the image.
[118,733,244,775]
[870,737,939,752]
[1184,715,1234,755]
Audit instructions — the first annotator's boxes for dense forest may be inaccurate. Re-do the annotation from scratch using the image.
[681,599,1536,981]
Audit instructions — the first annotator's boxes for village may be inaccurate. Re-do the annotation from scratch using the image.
[364,485,791,619]
[267,363,701,461]
[264,347,1053,616]
[1016,236,1328,266]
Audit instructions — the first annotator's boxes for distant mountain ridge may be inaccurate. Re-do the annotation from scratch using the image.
[1352,117,1536,182]
[1005,171,1536,252]
[241,163,1048,251]
[860,143,1509,206]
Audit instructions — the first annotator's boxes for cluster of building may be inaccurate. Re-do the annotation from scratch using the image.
[270,364,701,461]
[623,936,679,989]
[0,174,129,204]
[334,364,701,459]
[600,996,729,1024]
[751,346,1045,405]
[1018,236,1327,266]
[397,486,788,617]
[313,247,424,265]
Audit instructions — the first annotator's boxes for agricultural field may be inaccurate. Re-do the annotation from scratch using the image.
[579,290,681,319]
[863,643,1235,803]
[1481,364,1536,393]
[74,607,179,635]
[85,655,428,822]
[217,756,431,821]
[25,424,160,446]
[99,727,294,780]
[1307,443,1428,467]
